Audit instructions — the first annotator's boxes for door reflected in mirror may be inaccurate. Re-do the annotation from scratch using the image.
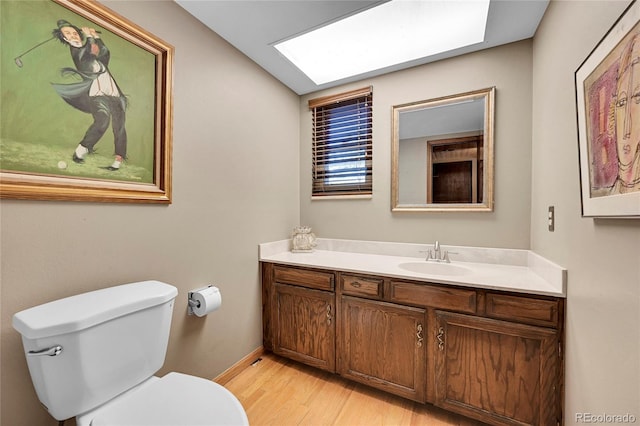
[429,135,483,203]
[392,87,495,211]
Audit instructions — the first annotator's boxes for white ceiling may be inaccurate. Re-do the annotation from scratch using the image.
[175,0,549,95]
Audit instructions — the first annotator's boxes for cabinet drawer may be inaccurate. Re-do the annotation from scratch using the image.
[485,293,559,327]
[390,281,476,313]
[273,266,334,291]
[341,275,383,298]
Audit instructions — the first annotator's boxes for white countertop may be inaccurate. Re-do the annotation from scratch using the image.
[259,238,567,298]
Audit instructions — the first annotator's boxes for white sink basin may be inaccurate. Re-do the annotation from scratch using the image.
[398,261,472,276]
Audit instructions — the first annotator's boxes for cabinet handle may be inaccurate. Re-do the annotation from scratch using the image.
[326,304,332,325]
[350,281,362,288]
[416,324,424,347]
[437,327,445,351]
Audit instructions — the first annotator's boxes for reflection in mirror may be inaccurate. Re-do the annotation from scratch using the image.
[391,87,495,211]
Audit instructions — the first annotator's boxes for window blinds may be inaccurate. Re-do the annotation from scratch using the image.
[309,87,373,197]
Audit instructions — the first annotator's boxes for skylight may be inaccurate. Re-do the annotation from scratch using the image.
[274,0,490,85]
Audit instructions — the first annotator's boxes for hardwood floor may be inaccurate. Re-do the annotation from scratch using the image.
[223,352,486,426]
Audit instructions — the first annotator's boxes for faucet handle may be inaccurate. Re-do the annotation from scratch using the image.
[420,249,434,261]
[442,250,459,263]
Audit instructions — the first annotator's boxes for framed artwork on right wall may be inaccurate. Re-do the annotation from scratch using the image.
[576,0,640,218]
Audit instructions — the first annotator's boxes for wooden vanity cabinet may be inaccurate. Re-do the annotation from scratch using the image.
[261,263,565,426]
[435,311,560,426]
[262,264,336,372]
[339,295,427,402]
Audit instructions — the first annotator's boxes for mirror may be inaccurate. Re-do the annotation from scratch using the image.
[391,87,495,212]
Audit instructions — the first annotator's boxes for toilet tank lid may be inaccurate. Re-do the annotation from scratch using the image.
[13,281,178,340]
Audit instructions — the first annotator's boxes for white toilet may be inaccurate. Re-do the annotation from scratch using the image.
[12,280,249,425]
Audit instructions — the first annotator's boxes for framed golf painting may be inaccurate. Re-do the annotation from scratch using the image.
[576,0,640,217]
[0,0,173,203]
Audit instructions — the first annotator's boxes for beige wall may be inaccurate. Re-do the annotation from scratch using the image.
[531,0,640,420]
[300,40,534,248]
[0,1,300,425]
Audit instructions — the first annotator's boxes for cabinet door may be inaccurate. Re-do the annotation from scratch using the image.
[435,311,559,426]
[273,283,336,372]
[340,296,426,402]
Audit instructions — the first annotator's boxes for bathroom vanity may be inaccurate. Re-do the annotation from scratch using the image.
[259,239,566,426]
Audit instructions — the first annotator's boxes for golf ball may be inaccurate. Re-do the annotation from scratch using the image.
[58,161,67,170]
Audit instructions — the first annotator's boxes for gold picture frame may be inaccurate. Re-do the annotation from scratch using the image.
[0,0,173,203]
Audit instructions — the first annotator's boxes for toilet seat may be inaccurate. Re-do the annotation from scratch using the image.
[81,372,248,426]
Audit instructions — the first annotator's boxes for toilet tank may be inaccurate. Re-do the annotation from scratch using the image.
[12,281,178,421]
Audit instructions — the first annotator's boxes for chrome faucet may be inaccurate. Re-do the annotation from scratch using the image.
[425,240,452,263]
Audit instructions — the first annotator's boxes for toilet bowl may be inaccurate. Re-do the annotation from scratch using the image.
[12,281,249,425]
[77,372,248,426]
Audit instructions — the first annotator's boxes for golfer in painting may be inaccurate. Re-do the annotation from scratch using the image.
[52,19,127,171]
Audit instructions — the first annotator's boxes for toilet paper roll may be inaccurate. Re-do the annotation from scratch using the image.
[190,286,222,317]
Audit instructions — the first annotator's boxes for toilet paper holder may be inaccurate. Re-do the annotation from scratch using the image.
[187,285,213,316]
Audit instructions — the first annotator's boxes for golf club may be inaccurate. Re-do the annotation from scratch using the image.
[14,36,56,68]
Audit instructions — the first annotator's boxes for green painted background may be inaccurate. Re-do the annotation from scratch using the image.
[1,0,157,183]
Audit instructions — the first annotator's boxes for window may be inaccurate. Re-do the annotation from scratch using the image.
[309,87,373,197]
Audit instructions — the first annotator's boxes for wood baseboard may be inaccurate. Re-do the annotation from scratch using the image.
[214,346,265,385]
